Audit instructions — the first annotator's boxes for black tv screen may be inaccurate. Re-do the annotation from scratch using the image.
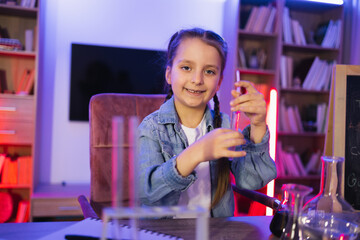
[69,43,167,121]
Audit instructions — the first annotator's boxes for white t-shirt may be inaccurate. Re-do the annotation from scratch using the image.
[176,116,211,218]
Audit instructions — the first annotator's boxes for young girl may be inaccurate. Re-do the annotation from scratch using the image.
[138,28,276,217]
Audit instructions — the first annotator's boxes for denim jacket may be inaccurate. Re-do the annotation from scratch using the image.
[138,97,277,217]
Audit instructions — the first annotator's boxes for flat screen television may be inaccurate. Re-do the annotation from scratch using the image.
[69,43,167,121]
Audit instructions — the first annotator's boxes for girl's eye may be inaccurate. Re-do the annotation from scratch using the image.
[181,66,191,71]
[205,69,216,75]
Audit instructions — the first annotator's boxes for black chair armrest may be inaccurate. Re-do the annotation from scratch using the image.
[77,195,99,219]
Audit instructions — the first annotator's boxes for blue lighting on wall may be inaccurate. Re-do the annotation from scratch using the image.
[305,0,343,5]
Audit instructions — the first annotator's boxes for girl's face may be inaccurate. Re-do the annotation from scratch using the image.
[166,38,223,113]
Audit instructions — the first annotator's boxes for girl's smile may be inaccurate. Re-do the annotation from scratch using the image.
[184,87,206,94]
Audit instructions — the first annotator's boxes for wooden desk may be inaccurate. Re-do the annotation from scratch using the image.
[31,183,90,220]
[0,216,279,240]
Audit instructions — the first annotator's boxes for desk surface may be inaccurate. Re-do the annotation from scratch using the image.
[0,216,279,240]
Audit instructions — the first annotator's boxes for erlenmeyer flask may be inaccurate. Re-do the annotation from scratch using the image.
[300,156,360,239]
[280,184,313,240]
[303,156,355,214]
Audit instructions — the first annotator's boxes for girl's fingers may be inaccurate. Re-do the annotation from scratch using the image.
[222,138,246,148]
[235,80,257,93]
[214,128,244,137]
[231,105,262,114]
[230,96,265,112]
[227,149,247,158]
[235,105,265,114]
[231,91,263,103]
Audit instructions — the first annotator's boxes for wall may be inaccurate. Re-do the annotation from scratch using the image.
[35,0,237,185]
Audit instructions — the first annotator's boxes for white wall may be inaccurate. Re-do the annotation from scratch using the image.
[35,0,236,185]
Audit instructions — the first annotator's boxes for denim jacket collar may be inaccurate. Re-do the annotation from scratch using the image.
[157,96,215,133]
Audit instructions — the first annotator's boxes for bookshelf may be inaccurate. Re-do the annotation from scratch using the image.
[0,0,38,223]
[236,0,344,200]
[277,0,344,197]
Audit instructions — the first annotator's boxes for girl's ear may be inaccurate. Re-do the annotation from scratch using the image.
[165,66,171,84]
[216,76,223,91]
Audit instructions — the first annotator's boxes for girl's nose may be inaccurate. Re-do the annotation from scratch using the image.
[191,71,204,85]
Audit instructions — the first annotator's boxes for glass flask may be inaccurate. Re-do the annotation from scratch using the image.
[280,184,313,240]
[270,184,290,237]
[300,156,360,240]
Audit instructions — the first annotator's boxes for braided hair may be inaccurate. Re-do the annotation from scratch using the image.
[165,28,229,208]
[211,93,229,208]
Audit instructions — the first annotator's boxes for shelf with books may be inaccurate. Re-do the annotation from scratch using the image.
[0,56,36,95]
[275,0,344,195]
[237,0,280,75]
[282,1,343,48]
[280,0,343,89]
[237,0,281,102]
[0,0,38,223]
[240,0,278,34]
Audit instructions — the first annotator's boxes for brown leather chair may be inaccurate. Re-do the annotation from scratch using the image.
[88,93,166,217]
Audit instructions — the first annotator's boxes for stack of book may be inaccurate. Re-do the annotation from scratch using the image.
[0,38,22,51]
[280,55,334,91]
[282,7,342,48]
[276,142,322,177]
[282,7,307,45]
[16,68,35,95]
[279,100,328,134]
[301,57,334,91]
[276,142,306,177]
[280,55,294,88]
[279,100,303,133]
[0,154,32,185]
[244,4,277,33]
[321,20,342,49]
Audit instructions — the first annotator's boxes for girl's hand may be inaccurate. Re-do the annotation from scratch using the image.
[230,80,267,143]
[175,128,246,177]
[196,128,246,162]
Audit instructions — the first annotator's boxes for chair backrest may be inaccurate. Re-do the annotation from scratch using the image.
[89,93,166,216]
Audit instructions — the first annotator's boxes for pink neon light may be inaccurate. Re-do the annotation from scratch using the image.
[266,88,278,216]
